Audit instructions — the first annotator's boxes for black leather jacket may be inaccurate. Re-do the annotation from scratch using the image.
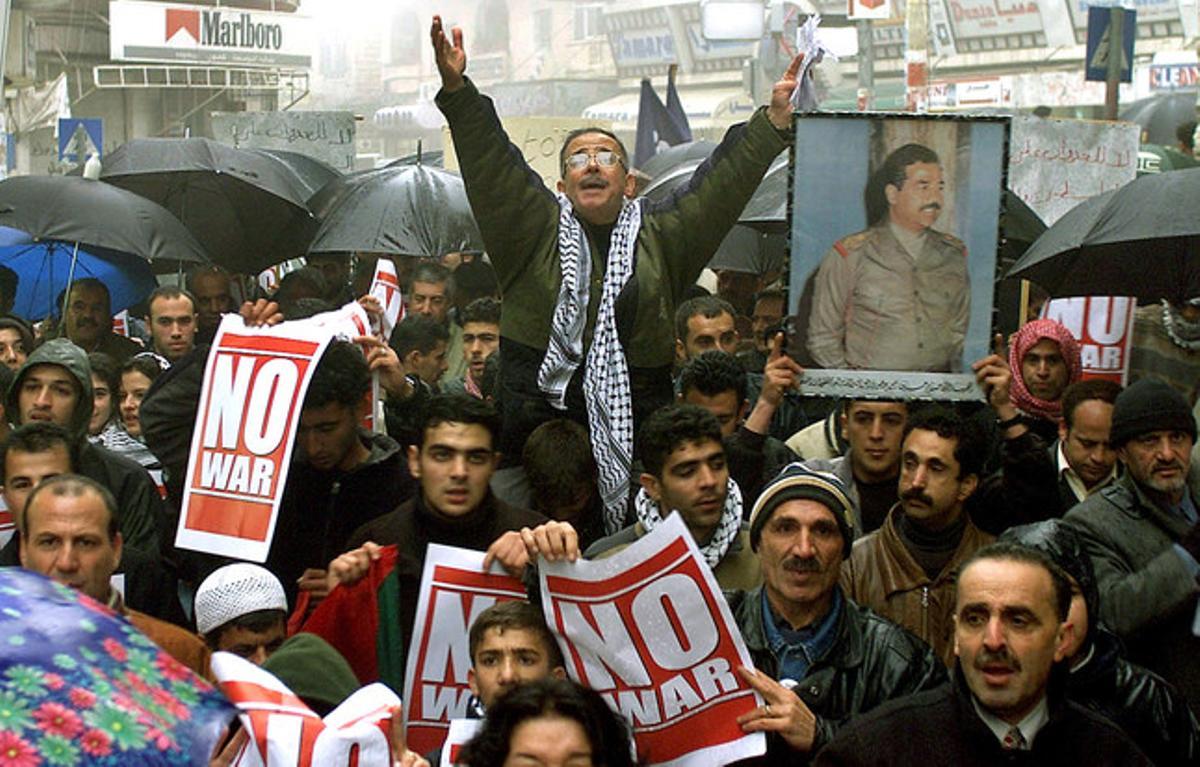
[1070,627,1200,766]
[727,586,947,763]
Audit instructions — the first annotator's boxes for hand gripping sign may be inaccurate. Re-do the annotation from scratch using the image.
[369,258,404,340]
[212,651,400,766]
[540,513,765,767]
[175,314,336,562]
[403,544,528,755]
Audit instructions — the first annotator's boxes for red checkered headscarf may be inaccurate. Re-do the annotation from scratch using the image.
[1008,319,1082,423]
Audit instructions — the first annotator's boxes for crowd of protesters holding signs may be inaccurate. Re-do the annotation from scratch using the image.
[0,12,1197,767]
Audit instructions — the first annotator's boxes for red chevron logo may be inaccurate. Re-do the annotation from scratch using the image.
[166,8,200,42]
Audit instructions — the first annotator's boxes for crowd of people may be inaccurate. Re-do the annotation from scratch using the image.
[0,15,1196,767]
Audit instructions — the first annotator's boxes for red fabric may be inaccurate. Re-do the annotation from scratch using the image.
[1008,318,1082,423]
[296,545,399,685]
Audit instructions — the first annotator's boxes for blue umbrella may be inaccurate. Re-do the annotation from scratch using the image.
[0,241,157,321]
[0,176,209,321]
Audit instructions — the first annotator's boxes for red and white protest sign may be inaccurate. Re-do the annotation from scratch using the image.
[175,314,335,562]
[111,309,130,338]
[1042,296,1137,384]
[212,651,399,767]
[403,545,528,755]
[540,513,765,767]
[440,719,482,767]
[369,258,404,340]
[0,496,13,548]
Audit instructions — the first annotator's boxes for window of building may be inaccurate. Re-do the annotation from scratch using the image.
[574,3,604,41]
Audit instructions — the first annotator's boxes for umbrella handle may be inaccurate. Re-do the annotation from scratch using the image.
[62,241,81,318]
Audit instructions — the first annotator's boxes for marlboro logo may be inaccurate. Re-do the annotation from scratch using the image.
[165,8,199,42]
[165,7,283,51]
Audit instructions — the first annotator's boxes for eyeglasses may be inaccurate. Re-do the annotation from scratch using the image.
[564,150,624,171]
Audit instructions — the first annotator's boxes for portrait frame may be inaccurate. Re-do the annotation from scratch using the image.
[786,112,1009,401]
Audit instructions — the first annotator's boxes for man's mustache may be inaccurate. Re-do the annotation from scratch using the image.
[782,556,823,574]
[901,488,934,506]
[579,176,608,190]
[921,203,941,213]
[975,648,1021,673]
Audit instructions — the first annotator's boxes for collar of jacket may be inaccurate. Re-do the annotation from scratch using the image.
[872,505,990,599]
[1109,472,1195,539]
[737,584,868,670]
[952,661,1071,744]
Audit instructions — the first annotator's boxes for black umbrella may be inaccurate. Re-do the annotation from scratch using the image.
[637,140,717,179]
[641,151,787,233]
[388,149,444,168]
[1006,167,1200,302]
[99,137,317,273]
[1119,91,1198,146]
[0,175,209,317]
[998,189,1046,268]
[307,164,484,257]
[249,148,342,199]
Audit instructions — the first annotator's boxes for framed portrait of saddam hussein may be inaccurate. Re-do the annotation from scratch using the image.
[787,112,1008,401]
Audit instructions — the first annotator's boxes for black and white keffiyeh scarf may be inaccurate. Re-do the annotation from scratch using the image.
[634,478,743,570]
[538,193,643,534]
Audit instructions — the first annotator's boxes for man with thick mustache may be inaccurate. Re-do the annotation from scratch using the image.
[1065,379,1200,711]
[431,16,800,535]
[807,143,970,373]
[841,407,994,666]
[725,465,945,763]
[816,543,1151,765]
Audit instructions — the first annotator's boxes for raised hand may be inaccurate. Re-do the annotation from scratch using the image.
[430,15,466,93]
[768,54,805,130]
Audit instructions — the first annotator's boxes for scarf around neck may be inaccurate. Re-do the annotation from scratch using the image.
[634,478,743,570]
[538,193,643,534]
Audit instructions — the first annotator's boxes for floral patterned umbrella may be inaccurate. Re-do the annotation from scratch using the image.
[0,569,235,766]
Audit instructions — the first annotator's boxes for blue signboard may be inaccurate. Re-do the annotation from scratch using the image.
[57,117,103,163]
[1085,6,1135,83]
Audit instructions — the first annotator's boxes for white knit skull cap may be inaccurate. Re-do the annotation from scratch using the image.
[194,563,288,635]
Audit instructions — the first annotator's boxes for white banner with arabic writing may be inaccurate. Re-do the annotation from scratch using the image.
[1008,115,1139,225]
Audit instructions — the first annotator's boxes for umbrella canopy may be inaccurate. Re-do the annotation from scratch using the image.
[998,189,1046,267]
[0,175,209,269]
[0,242,156,320]
[1006,167,1200,302]
[1136,143,1200,176]
[1119,91,1198,146]
[387,150,444,168]
[637,140,717,179]
[707,224,787,276]
[249,148,342,199]
[640,150,788,234]
[306,164,484,257]
[0,569,234,765]
[100,137,317,273]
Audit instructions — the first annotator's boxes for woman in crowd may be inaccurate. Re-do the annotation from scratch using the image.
[458,678,636,767]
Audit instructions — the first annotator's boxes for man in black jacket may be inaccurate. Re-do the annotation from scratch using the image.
[730,464,946,763]
[266,340,415,607]
[6,338,163,554]
[1001,519,1199,765]
[815,542,1150,765]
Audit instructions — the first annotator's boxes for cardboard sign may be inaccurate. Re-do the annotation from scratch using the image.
[403,545,528,755]
[368,258,404,341]
[1041,296,1136,384]
[440,719,482,767]
[175,314,334,561]
[212,652,398,767]
[540,514,765,767]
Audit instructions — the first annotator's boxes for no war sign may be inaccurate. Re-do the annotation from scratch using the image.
[212,652,399,767]
[176,314,335,562]
[540,514,765,767]
[403,546,528,755]
[1041,296,1136,385]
